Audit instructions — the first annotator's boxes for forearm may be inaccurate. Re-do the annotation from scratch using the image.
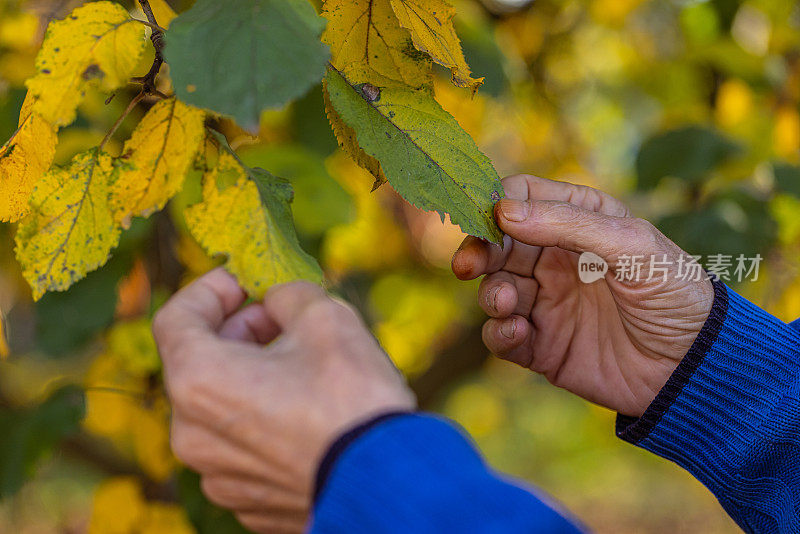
[618,279,800,533]
[311,413,583,533]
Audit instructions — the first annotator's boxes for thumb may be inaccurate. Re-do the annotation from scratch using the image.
[495,198,658,264]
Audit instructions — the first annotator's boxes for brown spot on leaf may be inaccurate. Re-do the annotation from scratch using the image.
[82,64,104,81]
[361,83,381,102]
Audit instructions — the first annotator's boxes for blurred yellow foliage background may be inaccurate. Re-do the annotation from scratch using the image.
[1,0,799,533]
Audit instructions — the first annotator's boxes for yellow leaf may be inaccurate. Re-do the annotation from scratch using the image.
[322,0,432,88]
[107,319,161,377]
[16,149,121,300]
[89,477,147,534]
[323,79,387,189]
[26,1,146,127]
[113,98,205,226]
[774,106,800,161]
[89,477,194,534]
[715,78,752,128]
[322,154,408,274]
[388,0,483,92]
[147,0,178,29]
[185,152,321,298]
[140,503,195,534]
[0,92,57,222]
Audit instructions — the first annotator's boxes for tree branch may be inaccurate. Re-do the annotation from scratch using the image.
[132,0,166,96]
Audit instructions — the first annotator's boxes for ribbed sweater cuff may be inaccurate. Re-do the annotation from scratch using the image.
[314,411,410,502]
[615,280,800,512]
[616,278,728,442]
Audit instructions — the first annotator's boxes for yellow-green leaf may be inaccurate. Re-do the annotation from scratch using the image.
[16,149,121,300]
[0,92,57,222]
[25,1,146,127]
[185,151,322,298]
[322,0,432,88]
[112,98,205,227]
[325,67,503,243]
[323,79,387,190]
[388,0,483,92]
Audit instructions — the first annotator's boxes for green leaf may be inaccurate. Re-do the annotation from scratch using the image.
[0,386,85,499]
[165,0,330,130]
[773,162,800,198]
[456,19,509,98]
[636,126,740,190]
[291,84,340,156]
[239,145,354,236]
[657,191,775,260]
[324,67,504,243]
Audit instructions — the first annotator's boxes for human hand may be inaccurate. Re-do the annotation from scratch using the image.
[152,269,415,533]
[452,175,714,417]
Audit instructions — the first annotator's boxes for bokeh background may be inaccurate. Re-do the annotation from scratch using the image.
[2,0,799,532]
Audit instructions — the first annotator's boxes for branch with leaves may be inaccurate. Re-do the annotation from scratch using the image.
[1,0,503,303]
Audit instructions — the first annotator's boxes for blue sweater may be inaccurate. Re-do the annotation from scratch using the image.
[310,281,800,533]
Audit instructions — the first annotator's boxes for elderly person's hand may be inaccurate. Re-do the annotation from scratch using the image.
[452,175,715,418]
[152,269,415,533]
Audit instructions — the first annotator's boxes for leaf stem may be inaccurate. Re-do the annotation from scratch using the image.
[131,17,166,33]
[99,91,146,150]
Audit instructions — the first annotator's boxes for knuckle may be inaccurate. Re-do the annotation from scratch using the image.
[547,201,583,224]
[200,477,227,505]
[302,299,349,330]
[626,218,659,248]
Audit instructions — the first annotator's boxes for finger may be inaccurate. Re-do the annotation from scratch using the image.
[171,417,276,479]
[201,476,307,516]
[153,268,246,355]
[495,199,653,265]
[482,315,529,354]
[262,281,328,331]
[452,234,511,280]
[478,272,519,318]
[219,302,281,344]
[504,174,630,217]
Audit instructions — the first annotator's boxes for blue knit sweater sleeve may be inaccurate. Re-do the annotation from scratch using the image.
[309,413,583,533]
[617,280,800,532]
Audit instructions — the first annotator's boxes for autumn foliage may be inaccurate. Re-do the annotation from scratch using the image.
[1,0,800,532]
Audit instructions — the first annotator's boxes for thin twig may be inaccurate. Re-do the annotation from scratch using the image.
[131,17,167,33]
[136,0,166,95]
[99,91,146,150]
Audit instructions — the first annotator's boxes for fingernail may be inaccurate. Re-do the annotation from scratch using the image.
[488,286,500,312]
[500,318,516,339]
[499,199,531,222]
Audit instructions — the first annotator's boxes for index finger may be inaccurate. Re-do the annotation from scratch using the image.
[153,268,248,357]
[452,175,631,279]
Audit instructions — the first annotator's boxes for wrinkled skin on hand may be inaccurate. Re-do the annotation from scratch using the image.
[452,175,714,417]
[153,269,415,533]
